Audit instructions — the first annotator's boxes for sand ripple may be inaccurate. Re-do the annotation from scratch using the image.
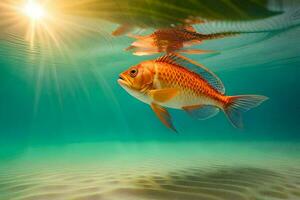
[0,166,299,200]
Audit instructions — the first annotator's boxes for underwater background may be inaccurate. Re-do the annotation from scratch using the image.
[0,0,300,200]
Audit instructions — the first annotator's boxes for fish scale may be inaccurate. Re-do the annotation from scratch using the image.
[155,62,222,108]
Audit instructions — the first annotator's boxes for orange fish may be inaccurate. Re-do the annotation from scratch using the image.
[118,54,268,131]
[126,26,236,56]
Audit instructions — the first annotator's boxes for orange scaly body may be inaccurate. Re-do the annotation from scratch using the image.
[118,54,268,131]
[153,61,227,109]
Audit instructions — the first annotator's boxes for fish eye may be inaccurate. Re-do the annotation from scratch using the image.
[129,68,138,77]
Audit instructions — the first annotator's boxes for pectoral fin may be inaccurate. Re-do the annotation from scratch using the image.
[151,103,177,132]
[148,88,179,103]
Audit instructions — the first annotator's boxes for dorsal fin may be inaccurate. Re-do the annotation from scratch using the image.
[155,54,225,94]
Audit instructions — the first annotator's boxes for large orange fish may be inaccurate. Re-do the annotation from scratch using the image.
[118,54,268,131]
[126,26,236,55]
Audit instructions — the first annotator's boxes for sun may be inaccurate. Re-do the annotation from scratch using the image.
[23,1,45,20]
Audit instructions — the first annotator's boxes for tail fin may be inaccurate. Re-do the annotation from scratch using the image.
[224,95,268,128]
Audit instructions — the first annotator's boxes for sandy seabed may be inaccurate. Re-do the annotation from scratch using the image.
[0,142,299,200]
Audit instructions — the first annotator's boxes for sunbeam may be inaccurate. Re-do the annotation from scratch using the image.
[0,0,114,113]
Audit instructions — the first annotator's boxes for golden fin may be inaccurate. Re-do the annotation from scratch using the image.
[149,88,179,103]
[151,103,177,132]
[112,24,134,36]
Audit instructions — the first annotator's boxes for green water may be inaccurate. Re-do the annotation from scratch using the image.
[0,1,300,200]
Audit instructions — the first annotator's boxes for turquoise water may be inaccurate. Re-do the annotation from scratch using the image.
[0,1,300,200]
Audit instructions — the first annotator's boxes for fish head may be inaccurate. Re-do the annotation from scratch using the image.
[118,61,155,94]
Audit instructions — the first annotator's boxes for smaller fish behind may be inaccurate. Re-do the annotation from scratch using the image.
[118,54,268,132]
[126,26,237,56]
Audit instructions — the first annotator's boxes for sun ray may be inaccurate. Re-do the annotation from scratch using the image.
[1,0,117,114]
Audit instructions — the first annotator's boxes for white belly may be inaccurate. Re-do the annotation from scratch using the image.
[130,89,216,110]
[122,84,217,109]
[160,92,215,109]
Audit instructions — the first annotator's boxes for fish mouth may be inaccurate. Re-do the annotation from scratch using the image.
[118,74,130,87]
[119,75,125,80]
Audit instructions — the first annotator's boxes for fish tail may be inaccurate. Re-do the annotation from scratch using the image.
[223,95,268,128]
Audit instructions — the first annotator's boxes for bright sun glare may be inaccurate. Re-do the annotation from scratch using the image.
[23,1,45,20]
